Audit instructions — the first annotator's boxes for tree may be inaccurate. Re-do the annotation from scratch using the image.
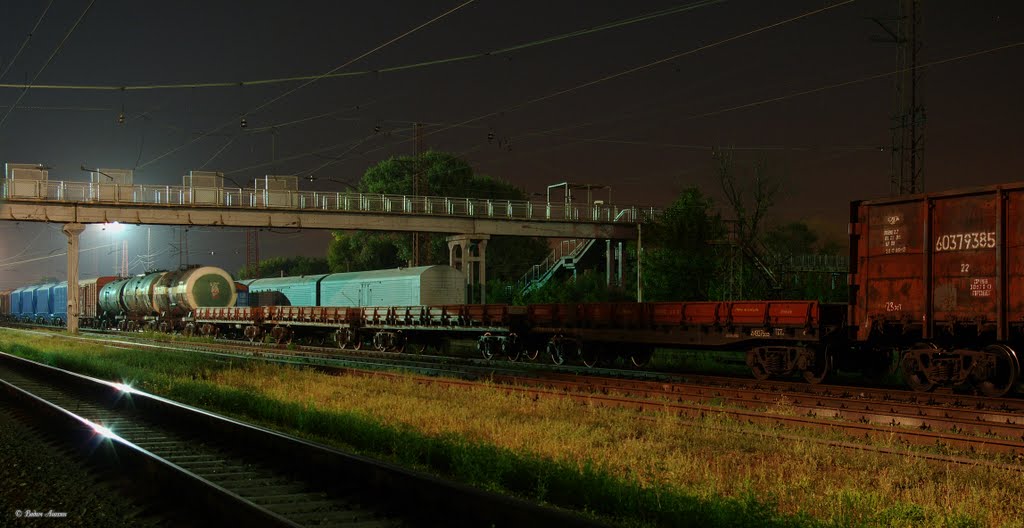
[640,187,725,301]
[327,151,548,280]
[765,221,818,256]
[714,149,780,299]
[238,256,329,279]
[763,220,849,303]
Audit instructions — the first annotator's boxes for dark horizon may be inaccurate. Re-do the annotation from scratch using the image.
[2,1,1021,285]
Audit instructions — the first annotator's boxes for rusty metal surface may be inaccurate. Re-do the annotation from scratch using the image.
[852,184,1021,342]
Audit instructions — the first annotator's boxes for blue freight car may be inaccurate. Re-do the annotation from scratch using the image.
[31,283,55,324]
[10,286,28,321]
[318,266,465,307]
[50,282,68,325]
[245,275,328,306]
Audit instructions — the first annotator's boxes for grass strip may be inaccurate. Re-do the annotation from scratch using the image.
[2,331,1010,527]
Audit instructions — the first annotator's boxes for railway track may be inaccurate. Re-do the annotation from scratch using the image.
[10,327,1024,464]
[0,351,606,527]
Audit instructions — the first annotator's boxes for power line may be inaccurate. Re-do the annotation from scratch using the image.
[458,39,1024,164]
[136,0,476,171]
[0,0,56,82]
[0,0,96,130]
[417,1,856,144]
[0,0,722,93]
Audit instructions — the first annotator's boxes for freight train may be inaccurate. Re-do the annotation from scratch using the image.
[2,182,1022,397]
[0,266,237,332]
[190,182,1024,398]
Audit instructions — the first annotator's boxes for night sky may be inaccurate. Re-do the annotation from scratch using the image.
[1,1,1021,287]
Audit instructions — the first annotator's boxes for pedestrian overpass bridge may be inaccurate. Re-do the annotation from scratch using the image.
[1,178,653,331]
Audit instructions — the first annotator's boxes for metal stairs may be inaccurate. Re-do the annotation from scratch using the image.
[517,238,599,294]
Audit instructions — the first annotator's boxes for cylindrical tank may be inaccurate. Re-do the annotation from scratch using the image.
[123,272,166,316]
[155,266,237,317]
[98,277,131,315]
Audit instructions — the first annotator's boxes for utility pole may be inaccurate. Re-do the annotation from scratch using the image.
[872,0,925,195]
[246,229,259,278]
[412,122,429,266]
[178,227,189,268]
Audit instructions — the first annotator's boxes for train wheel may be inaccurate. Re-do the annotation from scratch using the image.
[973,344,1020,398]
[393,332,407,353]
[524,345,540,361]
[246,326,263,343]
[746,349,772,381]
[504,333,521,362]
[183,323,195,338]
[581,343,600,368]
[547,337,565,366]
[271,326,290,345]
[801,345,833,384]
[478,332,495,360]
[901,343,937,393]
[630,348,653,368]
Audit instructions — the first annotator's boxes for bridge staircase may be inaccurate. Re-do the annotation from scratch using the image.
[517,238,602,295]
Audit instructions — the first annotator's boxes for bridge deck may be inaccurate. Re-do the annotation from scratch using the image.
[1,180,649,238]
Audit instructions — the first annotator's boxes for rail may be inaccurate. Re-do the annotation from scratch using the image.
[1,179,657,225]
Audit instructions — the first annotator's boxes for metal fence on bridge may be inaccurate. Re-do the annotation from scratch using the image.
[1,179,656,225]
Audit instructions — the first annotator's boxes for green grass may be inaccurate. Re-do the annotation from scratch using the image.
[2,330,1016,527]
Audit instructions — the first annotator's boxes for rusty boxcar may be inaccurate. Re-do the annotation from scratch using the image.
[850,182,1023,396]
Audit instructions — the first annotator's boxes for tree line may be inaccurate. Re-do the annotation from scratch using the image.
[239,151,848,304]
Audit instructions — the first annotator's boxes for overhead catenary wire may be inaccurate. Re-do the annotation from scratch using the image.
[0,0,722,94]
[415,1,857,145]
[0,0,56,82]
[288,1,859,172]
[0,0,96,130]
[136,0,476,171]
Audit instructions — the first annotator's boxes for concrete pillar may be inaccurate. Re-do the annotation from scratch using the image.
[617,241,623,288]
[477,239,488,304]
[63,223,85,333]
[446,234,490,304]
[606,240,612,287]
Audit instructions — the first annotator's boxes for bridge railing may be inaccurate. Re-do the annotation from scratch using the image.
[2,179,657,224]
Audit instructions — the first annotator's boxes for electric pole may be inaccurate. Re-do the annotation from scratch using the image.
[872,0,925,195]
[413,122,429,266]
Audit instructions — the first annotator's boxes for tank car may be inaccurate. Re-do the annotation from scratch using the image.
[123,272,166,316]
[154,266,236,317]
[98,277,131,320]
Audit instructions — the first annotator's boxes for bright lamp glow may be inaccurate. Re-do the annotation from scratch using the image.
[102,222,124,233]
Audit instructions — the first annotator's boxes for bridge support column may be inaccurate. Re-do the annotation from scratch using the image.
[63,223,85,334]
[617,241,623,287]
[447,234,489,304]
[606,240,612,287]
